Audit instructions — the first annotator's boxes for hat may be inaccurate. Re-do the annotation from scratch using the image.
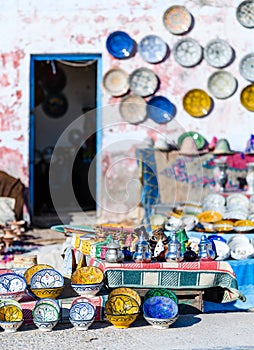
[213,138,235,155]
[178,136,208,156]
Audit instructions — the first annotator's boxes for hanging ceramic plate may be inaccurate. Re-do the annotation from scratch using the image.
[138,35,168,63]
[240,84,254,111]
[106,31,135,59]
[163,5,192,34]
[178,131,206,150]
[102,68,129,96]
[173,38,202,67]
[204,39,233,68]
[129,67,158,97]
[207,71,237,99]
[239,54,254,81]
[183,89,212,117]
[42,93,68,118]
[119,95,147,124]
[146,96,176,124]
[236,0,254,28]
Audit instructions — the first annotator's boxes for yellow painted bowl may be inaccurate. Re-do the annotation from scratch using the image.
[24,264,54,285]
[0,305,23,322]
[109,288,141,307]
[105,312,139,329]
[105,295,139,315]
[197,210,222,223]
[30,286,64,299]
[71,266,104,284]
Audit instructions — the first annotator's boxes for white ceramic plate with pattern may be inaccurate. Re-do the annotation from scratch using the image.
[119,94,147,124]
[204,39,233,68]
[138,35,168,63]
[173,38,202,67]
[207,71,237,99]
[239,53,254,82]
[129,67,158,97]
[236,0,254,28]
[163,5,192,35]
[103,68,129,96]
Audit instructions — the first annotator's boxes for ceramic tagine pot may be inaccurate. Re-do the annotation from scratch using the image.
[198,235,216,261]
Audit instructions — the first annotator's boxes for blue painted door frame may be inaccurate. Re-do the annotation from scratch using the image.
[29,53,102,216]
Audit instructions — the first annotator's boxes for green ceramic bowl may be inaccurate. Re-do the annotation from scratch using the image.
[143,288,178,305]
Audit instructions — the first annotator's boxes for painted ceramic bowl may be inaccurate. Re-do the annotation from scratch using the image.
[71,282,103,297]
[143,314,178,329]
[0,290,26,301]
[105,312,139,329]
[24,264,53,285]
[0,304,23,322]
[35,298,61,313]
[30,286,64,299]
[0,319,23,333]
[71,266,104,284]
[33,301,60,323]
[69,317,94,331]
[143,296,178,319]
[0,273,27,293]
[109,288,141,306]
[30,268,64,289]
[69,301,96,321]
[34,320,58,332]
[105,295,139,315]
[144,289,178,305]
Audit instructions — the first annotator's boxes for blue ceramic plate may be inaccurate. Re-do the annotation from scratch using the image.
[106,31,135,59]
[0,273,27,293]
[69,301,96,321]
[147,96,176,123]
[30,269,64,289]
[138,35,168,63]
[143,296,178,319]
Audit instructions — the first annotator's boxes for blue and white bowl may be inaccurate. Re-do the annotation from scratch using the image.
[33,301,60,323]
[71,282,103,297]
[34,320,58,332]
[69,318,94,331]
[69,301,95,321]
[30,268,64,289]
[143,314,178,329]
[0,273,27,293]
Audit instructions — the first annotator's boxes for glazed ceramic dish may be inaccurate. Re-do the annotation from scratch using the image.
[105,295,139,315]
[207,71,237,99]
[0,304,23,322]
[204,39,233,68]
[236,0,254,28]
[69,301,95,321]
[202,194,226,208]
[0,273,27,293]
[144,288,178,305]
[143,296,178,319]
[240,84,254,111]
[183,89,212,117]
[109,288,141,306]
[106,31,135,59]
[226,193,249,208]
[129,67,158,97]
[102,68,129,96]
[105,312,139,329]
[71,282,103,297]
[138,35,168,63]
[146,96,176,124]
[178,131,206,150]
[163,5,192,34]
[173,38,202,67]
[30,268,64,289]
[197,211,222,223]
[119,94,147,124]
[71,266,104,284]
[24,264,54,285]
[33,302,59,322]
[239,54,254,81]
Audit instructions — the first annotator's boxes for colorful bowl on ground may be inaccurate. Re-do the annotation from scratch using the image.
[33,301,60,322]
[109,288,141,306]
[35,298,60,313]
[144,289,178,305]
[105,312,139,329]
[71,282,103,297]
[30,268,64,289]
[71,266,104,285]
[34,320,58,332]
[143,296,178,319]
[30,286,64,299]
[0,290,26,301]
[69,317,94,331]
[143,314,178,329]
[0,320,23,333]
[69,301,96,321]
[0,273,27,293]
[0,304,23,322]
[105,295,139,315]
[24,264,53,285]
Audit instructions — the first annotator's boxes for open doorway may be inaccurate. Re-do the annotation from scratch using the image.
[30,54,102,226]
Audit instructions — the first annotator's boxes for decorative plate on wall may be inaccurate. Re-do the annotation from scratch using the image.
[173,38,202,67]
[146,96,176,124]
[103,68,129,96]
[240,84,254,111]
[138,35,168,63]
[119,95,147,124]
[129,67,159,97]
[236,0,254,28]
[183,89,212,117]
[163,5,192,34]
[204,39,233,68]
[106,31,135,59]
[239,53,254,81]
[207,71,237,99]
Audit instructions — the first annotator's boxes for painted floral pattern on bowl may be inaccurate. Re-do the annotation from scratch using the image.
[0,273,27,293]
[71,266,104,284]
[33,302,59,322]
[30,269,64,288]
[69,301,95,321]
[105,295,139,315]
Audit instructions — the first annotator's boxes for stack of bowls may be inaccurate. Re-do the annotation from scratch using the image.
[224,194,249,221]
[0,272,27,301]
[30,268,64,299]
[228,235,254,260]
[69,300,96,330]
[143,295,178,329]
[71,266,104,297]
[202,194,226,215]
[105,292,140,328]
[0,299,23,332]
[32,298,60,331]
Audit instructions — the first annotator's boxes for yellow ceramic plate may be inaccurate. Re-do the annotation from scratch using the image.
[183,89,212,117]
[24,264,53,285]
[213,220,234,232]
[197,211,222,223]
[105,295,139,315]
[71,266,104,284]
[109,288,141,306]
[240,84,254,111]
[234,220,254,227]
[0,305,23,322]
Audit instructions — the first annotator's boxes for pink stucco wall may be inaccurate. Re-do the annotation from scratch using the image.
[0,0,253,221]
